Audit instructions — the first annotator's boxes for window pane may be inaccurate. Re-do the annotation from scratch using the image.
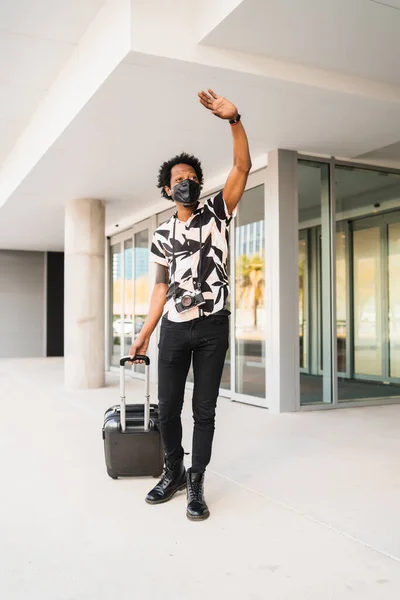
[336,229,347,373]
[299,236,307,370]
[389,222,400,378]
[111,244,122,367]
[353,227,382,377]
[235,185,265,398]
[123,239,133,357]
[133,230,149,375]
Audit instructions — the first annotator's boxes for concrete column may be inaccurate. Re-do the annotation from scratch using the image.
[65,198,105,389]
[265,150,299,412]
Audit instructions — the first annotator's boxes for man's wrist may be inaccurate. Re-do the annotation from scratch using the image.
[229,113,241,126]
[137,331,150,343]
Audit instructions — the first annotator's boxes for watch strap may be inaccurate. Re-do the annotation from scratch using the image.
[229,113,241,126]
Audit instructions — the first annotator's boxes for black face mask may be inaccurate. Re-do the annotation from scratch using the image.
[171,179,201,206]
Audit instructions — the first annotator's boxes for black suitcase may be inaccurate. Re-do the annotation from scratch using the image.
[102,355,164,479]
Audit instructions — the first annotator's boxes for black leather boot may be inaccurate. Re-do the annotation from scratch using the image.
[145,459,186,505]
[186,469,210,521]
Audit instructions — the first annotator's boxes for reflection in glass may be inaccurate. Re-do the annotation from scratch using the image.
[123,239,133,357]
[353,227,382,377]
[111,244,122,367]
[336,230,347,373]
[133,230,149,375]
[389,223,400,379]
[235,185,265,398]
[299,237,307,370]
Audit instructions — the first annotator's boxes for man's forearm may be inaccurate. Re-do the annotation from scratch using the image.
[231,121,251,172]
[223,120,252,212]
[139,283,167,340]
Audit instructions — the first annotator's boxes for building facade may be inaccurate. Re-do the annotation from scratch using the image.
[107,153,400,411]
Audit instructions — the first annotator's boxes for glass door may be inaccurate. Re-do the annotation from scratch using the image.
[338,212,400,400]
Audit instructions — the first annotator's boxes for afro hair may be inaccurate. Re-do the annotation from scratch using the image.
[157,152,204,200]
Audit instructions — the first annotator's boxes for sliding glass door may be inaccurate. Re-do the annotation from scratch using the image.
[335,164,400,401]
[338,213,400,399]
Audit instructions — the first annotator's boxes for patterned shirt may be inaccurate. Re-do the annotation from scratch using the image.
[150,192,236,322]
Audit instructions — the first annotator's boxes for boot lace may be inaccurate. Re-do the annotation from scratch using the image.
[189,477,203,501]
[159,465,174,488]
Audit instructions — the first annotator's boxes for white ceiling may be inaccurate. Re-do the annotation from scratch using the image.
[2,1,400,251]
[0,0,105,167]
[357,140,400,165]
[202,0,400,85]
[2,52,400,251]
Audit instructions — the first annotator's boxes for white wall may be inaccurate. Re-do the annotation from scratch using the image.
[0,251,45,357]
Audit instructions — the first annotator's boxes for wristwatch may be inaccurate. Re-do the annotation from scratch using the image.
[229,113,241,126]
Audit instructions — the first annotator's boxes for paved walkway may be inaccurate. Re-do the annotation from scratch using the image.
[1,358,400,599]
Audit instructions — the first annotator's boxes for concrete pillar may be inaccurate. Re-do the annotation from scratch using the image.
[65,198,105,389]
[265,150,299,412]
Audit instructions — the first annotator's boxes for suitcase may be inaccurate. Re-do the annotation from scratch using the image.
[102,355,164,479]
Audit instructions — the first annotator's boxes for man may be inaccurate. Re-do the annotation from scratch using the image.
[129,89,251,521]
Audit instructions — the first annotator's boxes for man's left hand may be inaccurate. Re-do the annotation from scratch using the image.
[198,89,238,120]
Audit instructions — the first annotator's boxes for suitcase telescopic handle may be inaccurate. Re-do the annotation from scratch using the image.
[120,355,150,366]
[120,355,151,433]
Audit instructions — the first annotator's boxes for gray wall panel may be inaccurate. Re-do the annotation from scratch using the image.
[0,251,45,358]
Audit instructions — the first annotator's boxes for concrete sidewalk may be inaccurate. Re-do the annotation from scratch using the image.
[1,358,400,599]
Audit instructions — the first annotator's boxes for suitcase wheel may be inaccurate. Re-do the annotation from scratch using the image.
[108,471,118,480]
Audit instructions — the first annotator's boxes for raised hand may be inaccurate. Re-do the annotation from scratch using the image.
[198,89,238,120]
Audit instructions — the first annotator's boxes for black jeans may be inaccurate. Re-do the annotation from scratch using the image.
[157,312,229,473]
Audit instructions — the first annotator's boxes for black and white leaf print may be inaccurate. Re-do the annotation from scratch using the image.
[150,191,234,322]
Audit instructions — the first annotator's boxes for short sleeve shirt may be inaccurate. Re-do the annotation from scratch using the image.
[150,192,235,322]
